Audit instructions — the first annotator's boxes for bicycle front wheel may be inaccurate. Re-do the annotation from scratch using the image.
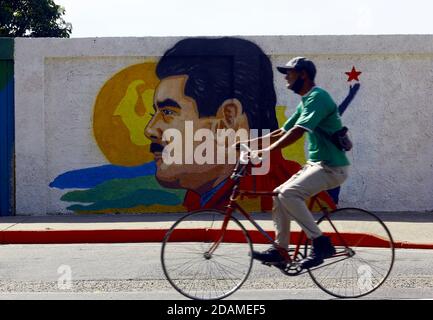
[307,208,395,298]
[161,209,253,300]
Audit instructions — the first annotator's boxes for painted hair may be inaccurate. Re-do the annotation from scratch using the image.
[156,37,278,130]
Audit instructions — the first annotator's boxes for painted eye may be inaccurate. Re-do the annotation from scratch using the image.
[162,109,175,116]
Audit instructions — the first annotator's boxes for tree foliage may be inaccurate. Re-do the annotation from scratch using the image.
[0,0,72,37]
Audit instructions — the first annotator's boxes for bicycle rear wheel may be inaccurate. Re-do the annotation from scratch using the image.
[306,207,394,298]
[161,209,253,300]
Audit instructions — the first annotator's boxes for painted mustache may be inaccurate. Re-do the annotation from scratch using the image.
[150,143,165,153]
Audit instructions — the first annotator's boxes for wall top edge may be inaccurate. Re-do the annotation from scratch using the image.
[13,34,433,57]
[12,34,433,39]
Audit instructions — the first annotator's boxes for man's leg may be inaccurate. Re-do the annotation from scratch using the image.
[272,195,291,250]
[276,162,348,268]
[270,164,311,249]
[278,161,348,238]
[252,162,348,266]
[250,196,292,266]
[250,170,304,264]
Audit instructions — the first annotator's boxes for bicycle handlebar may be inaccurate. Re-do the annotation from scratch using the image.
[230,143,264,180]
[239,143,263,163]
[239,143,251,164]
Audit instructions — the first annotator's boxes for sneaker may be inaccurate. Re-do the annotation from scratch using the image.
[300,235,336,270]
[251,247,286,264]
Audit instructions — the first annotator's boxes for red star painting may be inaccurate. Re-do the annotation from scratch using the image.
[345,66,362,82]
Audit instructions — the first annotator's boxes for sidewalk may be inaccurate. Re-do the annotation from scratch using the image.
[0,212,432,249]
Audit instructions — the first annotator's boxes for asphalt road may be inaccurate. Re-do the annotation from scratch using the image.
[0,243,432,300]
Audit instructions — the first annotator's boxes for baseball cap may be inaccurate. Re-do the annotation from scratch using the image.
[276,57,316,80]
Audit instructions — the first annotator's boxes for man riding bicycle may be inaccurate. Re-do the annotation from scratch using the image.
[239,57,350,269]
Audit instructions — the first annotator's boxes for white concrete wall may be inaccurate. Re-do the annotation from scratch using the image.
[15,35,433,215]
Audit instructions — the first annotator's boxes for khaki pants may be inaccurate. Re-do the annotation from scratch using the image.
[272,161,349,249]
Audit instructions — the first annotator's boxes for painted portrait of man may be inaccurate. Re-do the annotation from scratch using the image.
[145,37,302,211]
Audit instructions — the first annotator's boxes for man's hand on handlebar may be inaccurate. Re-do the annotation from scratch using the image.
[250,147,271,162]
[230,142,270,162]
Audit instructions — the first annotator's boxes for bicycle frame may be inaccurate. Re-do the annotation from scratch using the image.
[207,160,352,264]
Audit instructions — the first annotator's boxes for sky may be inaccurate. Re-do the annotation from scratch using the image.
[56,0,433,38]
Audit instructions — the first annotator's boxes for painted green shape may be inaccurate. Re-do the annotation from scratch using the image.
[0,38,14,60]
[0,60,13,91]
[66,188,182,211]
[61,175,185,203]
[113,80,154,146]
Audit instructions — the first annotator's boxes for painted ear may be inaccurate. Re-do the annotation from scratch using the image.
[215,99,243,130]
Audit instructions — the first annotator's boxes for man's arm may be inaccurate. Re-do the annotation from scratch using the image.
[251,126,306,157]
[270,126,306,151]
[236,128,286,149]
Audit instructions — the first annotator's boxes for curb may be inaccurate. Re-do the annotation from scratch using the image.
[1,229,432,249]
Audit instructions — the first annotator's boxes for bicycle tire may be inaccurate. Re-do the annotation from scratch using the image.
[161,209,253,300]
[306,207,395,298]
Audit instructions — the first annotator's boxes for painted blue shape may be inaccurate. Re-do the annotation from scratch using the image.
[327,186,341,205]
[338,83,360,116]
[49,161,157,189]
[0,69,14,216]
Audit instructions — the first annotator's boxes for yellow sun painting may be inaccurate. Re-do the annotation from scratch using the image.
[93,62,159,166]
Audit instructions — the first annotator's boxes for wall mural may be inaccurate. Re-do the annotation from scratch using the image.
[49,37,360,214]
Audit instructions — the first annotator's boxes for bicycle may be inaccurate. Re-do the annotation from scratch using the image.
[161,145,395,300]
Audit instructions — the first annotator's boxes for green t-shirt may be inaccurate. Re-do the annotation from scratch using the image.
[282,87,350,167]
